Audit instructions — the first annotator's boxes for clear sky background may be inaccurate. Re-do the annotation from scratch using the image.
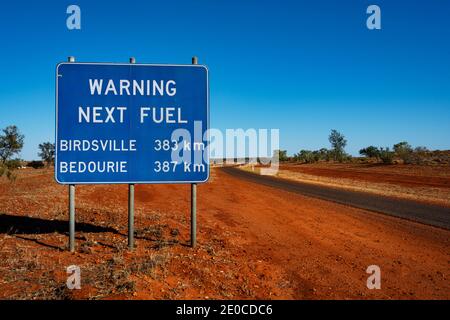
[0,0,449,160]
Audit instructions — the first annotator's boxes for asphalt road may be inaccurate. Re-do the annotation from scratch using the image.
[221,166,450,230]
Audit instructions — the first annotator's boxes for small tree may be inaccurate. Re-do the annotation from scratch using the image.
[328,129,347,162]
[38,142,55,166]
[0,126,24,181]
[379,147,394,164]
[295,150,315,163]
[393,141,413,163]
[0,125,24,164]
[359,146,380,159]
[316,148,329,161]
[311,150,321,163]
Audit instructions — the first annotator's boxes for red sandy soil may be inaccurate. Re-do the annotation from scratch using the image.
[0,168,449,299]
[279,163,450,189]
[253,163,450,207]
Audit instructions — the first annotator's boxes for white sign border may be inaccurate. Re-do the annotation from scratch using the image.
[55,62,210,185]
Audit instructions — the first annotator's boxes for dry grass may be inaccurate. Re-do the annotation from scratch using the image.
[238,164,450,206]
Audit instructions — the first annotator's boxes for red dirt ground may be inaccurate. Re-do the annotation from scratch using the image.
[279,163,450,189]
[0,168,449,299]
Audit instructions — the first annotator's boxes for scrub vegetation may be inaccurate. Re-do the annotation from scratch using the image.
[277,130,449,165]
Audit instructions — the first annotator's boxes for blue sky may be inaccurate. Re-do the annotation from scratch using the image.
[0,0,449,160]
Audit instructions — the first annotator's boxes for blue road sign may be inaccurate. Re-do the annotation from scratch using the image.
[55,62,209,184]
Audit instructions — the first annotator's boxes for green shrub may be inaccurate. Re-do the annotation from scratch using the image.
[316,148,330,161]
[299,150,316,163]
[5,158,22,170]
[272,150,288,162]
[359,146,380,159]
[0,163,17,181]
[393,141,413,163]
[379,147,394,164]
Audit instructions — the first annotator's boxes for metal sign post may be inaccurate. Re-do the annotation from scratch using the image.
[68,56,76,253]
[191,183,197,247]
[55,57,209,251]
[191,56,198,248]
[128,57,136,250]
[128,183,135,249]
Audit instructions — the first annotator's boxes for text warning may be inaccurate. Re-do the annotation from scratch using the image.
[55,62,209,184]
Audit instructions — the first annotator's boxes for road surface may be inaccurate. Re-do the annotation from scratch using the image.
[221,166,450,230]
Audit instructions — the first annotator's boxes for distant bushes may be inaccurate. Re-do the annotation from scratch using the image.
[27,160,45,169]
[0,159,24,181]
[393,142,413,163]
[277,128,440,166]
[4,158,23,169]
[294,149,324,163]
[359,146,380,159]
[291,130,350,164]
[378,147,395,164]
[273,150,289,162]
[293,148,353,164]
[358,142,438,165]
[358,146,394,164]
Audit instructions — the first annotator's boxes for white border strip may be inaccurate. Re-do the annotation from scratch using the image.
[55,62,210,185]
